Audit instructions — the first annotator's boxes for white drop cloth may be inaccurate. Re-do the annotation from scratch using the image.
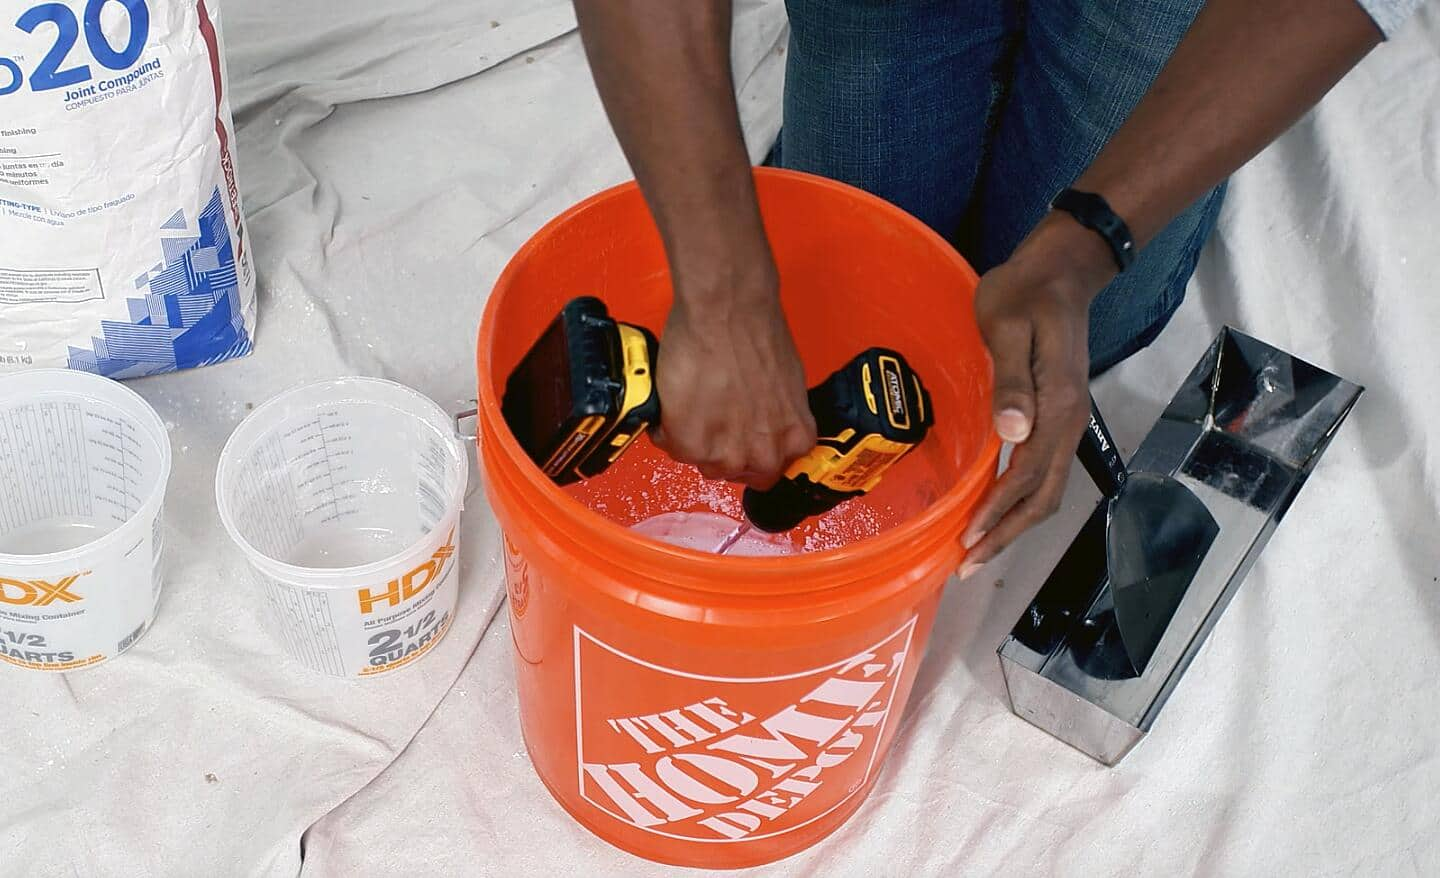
[3,1,1437,875]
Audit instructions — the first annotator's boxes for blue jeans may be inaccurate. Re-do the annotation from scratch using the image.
[770,0,1226,374]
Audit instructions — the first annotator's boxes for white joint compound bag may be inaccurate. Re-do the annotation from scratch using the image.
[0,0,254,377]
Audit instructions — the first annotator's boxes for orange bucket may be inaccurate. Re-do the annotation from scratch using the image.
[477,168,1000,869]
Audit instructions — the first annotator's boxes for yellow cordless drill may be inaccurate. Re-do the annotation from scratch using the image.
[502,297,934,532]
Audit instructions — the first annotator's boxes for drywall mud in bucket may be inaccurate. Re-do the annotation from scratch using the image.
[478,169,1001,868]
[215,378,467,678]
[0,370,171,672]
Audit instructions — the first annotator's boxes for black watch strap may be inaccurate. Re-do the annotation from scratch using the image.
[1050,188,1135,272]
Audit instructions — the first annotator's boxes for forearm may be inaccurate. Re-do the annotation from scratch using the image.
[573,0,773,307]
[965,0,1386,566]
[1074,0,1382,252]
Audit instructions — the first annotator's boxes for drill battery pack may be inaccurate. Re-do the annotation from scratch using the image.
[501,297,660,486]
[743,348,935,532]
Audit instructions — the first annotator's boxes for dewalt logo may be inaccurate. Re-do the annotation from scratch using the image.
[0,573,88,607]
[357,530,457,615]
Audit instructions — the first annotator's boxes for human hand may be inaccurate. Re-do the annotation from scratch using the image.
[958,214,1117,577]
[652,263,817,490]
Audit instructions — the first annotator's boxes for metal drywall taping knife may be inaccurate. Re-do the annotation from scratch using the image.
[1077,394,1220,676]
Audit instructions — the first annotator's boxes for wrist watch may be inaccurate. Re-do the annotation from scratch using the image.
[1050,188,1135,272]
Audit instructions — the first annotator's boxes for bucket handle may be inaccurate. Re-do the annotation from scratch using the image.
[453,402,481,500]
[454,405,479,441]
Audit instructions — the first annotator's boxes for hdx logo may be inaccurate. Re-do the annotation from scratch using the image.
[0,572,88,606]
[356,530,456,615]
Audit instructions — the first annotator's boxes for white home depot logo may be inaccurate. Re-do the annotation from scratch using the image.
[573,618,916,843]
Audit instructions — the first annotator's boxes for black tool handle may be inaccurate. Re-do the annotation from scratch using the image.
[1077,394,1128,499]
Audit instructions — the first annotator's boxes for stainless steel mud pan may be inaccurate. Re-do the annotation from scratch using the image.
[998,327,1363,764]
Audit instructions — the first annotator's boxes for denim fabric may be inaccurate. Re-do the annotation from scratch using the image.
[772,0,1226,373]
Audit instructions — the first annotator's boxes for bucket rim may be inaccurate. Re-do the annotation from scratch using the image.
[213,376,468,586]
[477,168,1001,594]
[0,369,172,568]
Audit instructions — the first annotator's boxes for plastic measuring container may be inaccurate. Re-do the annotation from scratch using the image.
[0,370,171,673]
[478,168,1001,868]
[215,378,468,678]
